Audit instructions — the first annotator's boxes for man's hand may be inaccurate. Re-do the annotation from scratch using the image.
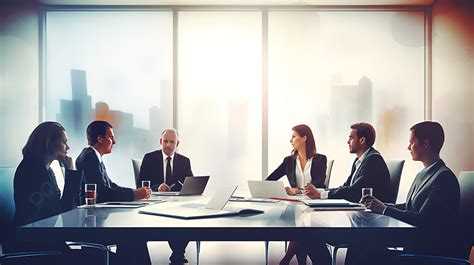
[303,184,321,199]
[133,187,151,200]
[285,187,302,195]
[158,183,170,192]
[360,195,386,214]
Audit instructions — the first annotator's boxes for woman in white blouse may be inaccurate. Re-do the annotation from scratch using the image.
[265,124,327,264]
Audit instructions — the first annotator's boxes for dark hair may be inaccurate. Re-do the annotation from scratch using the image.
[350,122,376,148]
[22,121,65,159]
[410,121,444,155]
[291,124,317,159]
[86,120,113,146]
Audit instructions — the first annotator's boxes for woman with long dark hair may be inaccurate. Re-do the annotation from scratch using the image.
[266,124,327,264]
[11,121,82,264]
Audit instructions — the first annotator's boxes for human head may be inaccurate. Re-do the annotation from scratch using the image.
[86,120,115,156]
[160,128,179,157]
[408,121,444,161]
[348,122,376,154]
[290,124,316,159]
[22,121,69,161]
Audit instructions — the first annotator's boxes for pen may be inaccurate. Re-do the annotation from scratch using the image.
[268,197,302,203]
[169,183,176,189]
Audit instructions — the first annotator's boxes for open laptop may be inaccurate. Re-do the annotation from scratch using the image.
[248,180,295,199]
[140,186,263,219]
[153,176,209,196]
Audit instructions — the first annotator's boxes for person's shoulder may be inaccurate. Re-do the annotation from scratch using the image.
[313,153,327,161]
[77,147,98,164]
[283,155,294,162]
[143,150,162,160]
[436,163,457,181]
[175,152,190,161]
[365,148,385,162]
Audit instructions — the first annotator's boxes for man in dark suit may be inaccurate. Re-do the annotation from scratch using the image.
[300,122,391,265]
[304,122,390,202]
[362,121,471,264]
[138,128,193,264]
[76,120,152,265]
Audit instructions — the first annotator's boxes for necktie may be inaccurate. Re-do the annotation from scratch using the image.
[166,156,173,185]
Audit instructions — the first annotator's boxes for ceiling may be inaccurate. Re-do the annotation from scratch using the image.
[35,0,435,6]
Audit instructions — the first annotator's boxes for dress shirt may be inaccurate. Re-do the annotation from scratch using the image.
[90,145,103,163]
[162,150,174,184]
[295,156,313,189]
[351,148,371,185]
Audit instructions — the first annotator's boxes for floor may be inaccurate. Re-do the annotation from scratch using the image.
[146,241,347,265]
[0,241,347,265]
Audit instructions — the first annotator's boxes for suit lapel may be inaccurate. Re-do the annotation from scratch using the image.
[348,147,376,185]
[157,151,164,184]
[409,161,444,206]
[288,158,297,187]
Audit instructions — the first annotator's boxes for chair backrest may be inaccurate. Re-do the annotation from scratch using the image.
[458,171,474,244]
[0,167,16,244]
[324,160,334,188]
[131,159,142,188]
[386,160,405,204]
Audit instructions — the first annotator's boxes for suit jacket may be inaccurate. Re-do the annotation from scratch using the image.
[13,157,81,226]
[266,153,327,189]
[76,147,134,203]
[384,160,459,227]
[383,160,469,258]
[138,150,193,192]
[328,147,390,203]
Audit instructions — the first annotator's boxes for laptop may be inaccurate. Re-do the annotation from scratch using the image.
[153,176,209,196]
[248,180,297,199]
[140,186,263,219]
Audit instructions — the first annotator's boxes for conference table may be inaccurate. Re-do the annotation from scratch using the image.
[18,193,416,247]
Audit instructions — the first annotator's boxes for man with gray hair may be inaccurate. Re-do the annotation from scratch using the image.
[138,128,193,264]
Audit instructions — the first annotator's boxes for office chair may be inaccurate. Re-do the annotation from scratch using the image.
[131,159,202,264]
[264,160,335,265]
[0,167,110,265]
[132,158,142,188]
[328,160,405,265]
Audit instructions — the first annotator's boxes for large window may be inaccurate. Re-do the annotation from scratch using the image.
[45,10,173,187]
[43,7,427,200]
[267,11,425,197]
[177,11,262,190]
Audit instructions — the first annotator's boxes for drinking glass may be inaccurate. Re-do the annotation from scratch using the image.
[362,187,373,198]
[141,180,151,188]
[85,184,97,206]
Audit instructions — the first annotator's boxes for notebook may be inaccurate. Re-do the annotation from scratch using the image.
[153,176,209,196]
[140,186,264,219]
[301,199,365,210]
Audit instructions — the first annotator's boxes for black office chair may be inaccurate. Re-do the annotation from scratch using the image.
[131,159,202,264]
[328,160,405,265]
[386,160,405,204]
[132,158,142,188]
[0,166,110,265]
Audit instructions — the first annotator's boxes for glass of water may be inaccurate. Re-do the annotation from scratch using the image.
[362,187,373,198]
